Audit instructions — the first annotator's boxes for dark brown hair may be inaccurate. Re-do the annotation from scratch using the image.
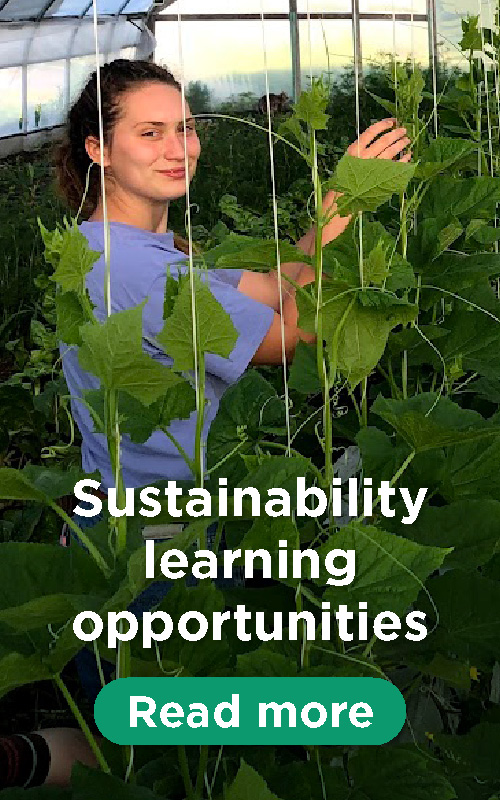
[54,58,192,254]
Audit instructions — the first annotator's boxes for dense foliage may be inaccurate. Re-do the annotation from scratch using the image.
[1,25,500,799]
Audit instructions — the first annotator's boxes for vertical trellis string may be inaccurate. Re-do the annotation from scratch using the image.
[479,0,495,176]
[177,0,203,487]
[91,0,111,319]
[259,0,292,456]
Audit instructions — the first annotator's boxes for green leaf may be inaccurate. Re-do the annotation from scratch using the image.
[55,291,86,346]
[157,275,238,370]
[79,303,181,405]
[0,464,94,503]
[292,77,330,130]
[415,137,477,180]
[372,392,500,452]
[49,220,102,294]
[225,760,282,800]
[323,220,415,292]
[420,177,500,221]
[443,436,500,501]
[403,500,500,570]
[288,340,322,394]
[207,371,285,485]
[210,236,312,271]
[72,763,160,800]
[323,291,417,387]
[318,521,450,617]
[330,153,415,215]
[0,651,53,698]
[237,647,297,677]
[425,571,500,662]
[434,723,500,779]
[348,747,456,800]
[118,380,197,443]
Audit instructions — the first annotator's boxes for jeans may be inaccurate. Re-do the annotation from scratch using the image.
[66,506,243,703]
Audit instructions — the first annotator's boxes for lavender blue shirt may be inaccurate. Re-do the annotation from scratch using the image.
[60,221,275,490]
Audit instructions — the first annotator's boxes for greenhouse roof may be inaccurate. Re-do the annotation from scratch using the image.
[0,0,157,21]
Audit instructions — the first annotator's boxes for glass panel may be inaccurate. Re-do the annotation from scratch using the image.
[0,67,22,136]
[359,0,426,12]
[298,0,349,10]
[70,54,96,101]
[84,0,127,14]
[360,18,429,67]
[49,0,91,15]
[120,0,152,11]
[299,19,353,86]
[156,20,292,110]
[27,60,66,130]
[165,0,289,13]
[436,0,489,68]
[0,0,52,20]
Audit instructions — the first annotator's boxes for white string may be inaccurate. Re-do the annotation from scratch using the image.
[306,0,313,85]
[259,0,292,456]
[177,0,203,484]
[478,0,495,176]
[91,0,111,318]
[429,0,439,136]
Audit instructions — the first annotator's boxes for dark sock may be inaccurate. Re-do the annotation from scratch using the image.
[0,733,51,789]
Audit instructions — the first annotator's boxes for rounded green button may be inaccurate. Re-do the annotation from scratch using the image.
[94,677,405,745]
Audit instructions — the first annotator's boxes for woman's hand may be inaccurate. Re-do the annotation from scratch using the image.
[346,118,412,162]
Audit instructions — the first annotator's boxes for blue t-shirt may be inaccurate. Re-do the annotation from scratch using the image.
[61,221,275,490]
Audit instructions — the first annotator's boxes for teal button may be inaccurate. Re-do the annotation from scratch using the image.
[94,677,405,745]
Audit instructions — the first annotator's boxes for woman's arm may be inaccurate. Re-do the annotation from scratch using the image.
[249,266,316,366]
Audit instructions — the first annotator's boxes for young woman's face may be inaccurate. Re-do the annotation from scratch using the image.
[100,82,201,204]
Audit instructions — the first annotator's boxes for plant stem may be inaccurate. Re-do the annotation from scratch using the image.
[47,499,110,577]
[53,673,110,774]
[105,387,127,556]
[195,745,209,798]
[178,745,195,800]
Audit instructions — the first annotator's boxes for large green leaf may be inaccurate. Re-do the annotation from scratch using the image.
[326,295,417,386]
[0,465,95,502]
[46,220,101,294]
[0,651,54,698]
[348,748,456,800]
[157,276,238,370]
[372,392,500,452]
[71,763,160,800]
[403,500,500,570]
[329,154,415,215]
[323,219,415,292]
[118,380,196,443]
[206,236,312,271]
[415,136,477,180]
[207,371,286,485]
[424,571,500,662]
[434,723,500,780]
[225,761,282,800]
[318,521,450,617]
[79,303,181,405]
[443,436,500,500]
[55,291,86,346]
[420,176,500,221]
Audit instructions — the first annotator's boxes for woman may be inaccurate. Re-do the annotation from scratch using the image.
[1,59,411,791]
[56,58,410,492]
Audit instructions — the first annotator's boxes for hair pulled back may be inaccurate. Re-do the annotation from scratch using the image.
[54,58,191,254]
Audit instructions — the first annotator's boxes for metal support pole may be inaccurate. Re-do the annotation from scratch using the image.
[426,0,438,135]
[351,0,363,87]
[146,13,156,61]
[289,0,301,102]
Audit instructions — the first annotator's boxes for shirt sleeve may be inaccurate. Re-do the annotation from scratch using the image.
[143,269,275,384]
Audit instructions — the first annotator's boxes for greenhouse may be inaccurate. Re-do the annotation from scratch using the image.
[1,0,500,797]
